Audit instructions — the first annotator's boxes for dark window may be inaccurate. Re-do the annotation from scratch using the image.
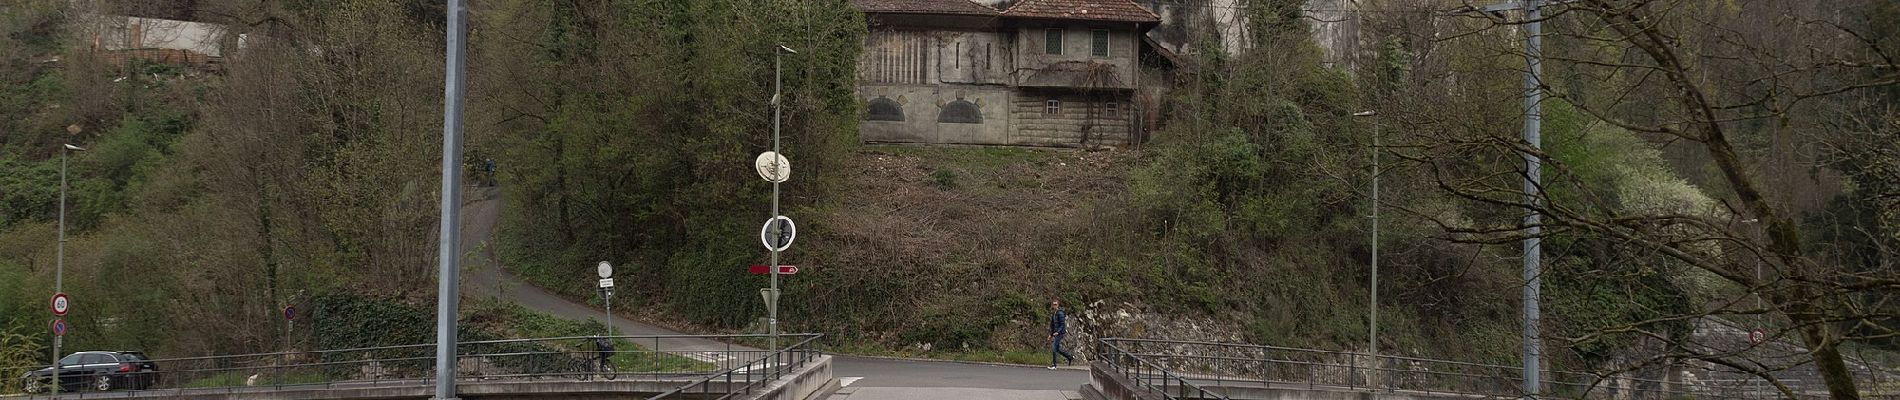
[1045,99,1061,115]
[1045,28,1064,55]
[1106,102,1119,116]
[59,354,83,365]
[939,99,983,124]
[866,96,905,121]
[1092,30,1110,57]
[82,354,111,365]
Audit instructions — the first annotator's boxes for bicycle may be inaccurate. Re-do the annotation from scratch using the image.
[570,351,616,381]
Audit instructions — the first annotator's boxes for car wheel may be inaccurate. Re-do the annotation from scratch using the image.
[22,377,44,394]
[94,375,112,391]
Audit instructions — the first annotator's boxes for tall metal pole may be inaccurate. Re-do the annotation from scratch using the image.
[768,47,784,353]
[1520,0,1545,397]
[1369,116,1380,369]
[52,145,69,395]
[432,0,468,398]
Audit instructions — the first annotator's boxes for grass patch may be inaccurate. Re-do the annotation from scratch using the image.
[828,339,1051,366]
[465,299,716,372]
[863,145,1053,171]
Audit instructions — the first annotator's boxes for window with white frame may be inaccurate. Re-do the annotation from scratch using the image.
[1045,99,1061,115]
[1106,101,1118,116]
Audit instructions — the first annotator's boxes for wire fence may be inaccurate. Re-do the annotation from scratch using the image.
[13,333,816,398]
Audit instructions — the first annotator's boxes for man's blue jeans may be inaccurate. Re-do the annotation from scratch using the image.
[1051,334,1074,365]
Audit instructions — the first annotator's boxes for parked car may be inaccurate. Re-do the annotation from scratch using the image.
[19,351,159,393]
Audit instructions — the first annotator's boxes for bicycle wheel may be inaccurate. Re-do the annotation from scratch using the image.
[600,360,617,380]
[573,359,593,381]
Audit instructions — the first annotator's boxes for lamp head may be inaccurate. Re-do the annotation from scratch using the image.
[1353,111,1376,117]
[64,144,85,151]
[778,45,798,54]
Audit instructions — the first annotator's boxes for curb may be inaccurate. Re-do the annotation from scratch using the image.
[834,353,1090,371]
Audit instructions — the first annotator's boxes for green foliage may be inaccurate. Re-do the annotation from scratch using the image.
[482,0,865,329]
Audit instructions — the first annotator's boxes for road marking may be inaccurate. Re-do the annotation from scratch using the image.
[839,377,862,387]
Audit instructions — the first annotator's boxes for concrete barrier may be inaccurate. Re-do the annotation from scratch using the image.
[736,355,834,400]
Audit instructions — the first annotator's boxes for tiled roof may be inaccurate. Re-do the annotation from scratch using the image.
[1001,0,1160,23]
[851,0,1001,16]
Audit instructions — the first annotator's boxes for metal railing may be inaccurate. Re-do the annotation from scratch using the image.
[646,333,824,400]
[1096,338,1230,399]
[1097,338,1837,399]
[11,334,805,397]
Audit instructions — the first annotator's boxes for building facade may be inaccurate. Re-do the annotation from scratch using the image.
[852,0,1160,148]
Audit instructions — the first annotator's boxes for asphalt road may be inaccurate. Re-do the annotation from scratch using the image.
[459,187,1088,391]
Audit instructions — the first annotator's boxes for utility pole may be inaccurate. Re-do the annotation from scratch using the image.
[432,0,468,398]
[1456,0,1551,396]
[53,142,82,395]
[1519,2,1545,396]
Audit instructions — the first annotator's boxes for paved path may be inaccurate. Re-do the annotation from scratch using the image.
[459,187,1091,394]
[826,387,1082,400]
[459,187,751,365]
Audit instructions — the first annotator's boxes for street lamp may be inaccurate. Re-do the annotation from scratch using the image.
[1353,110,1379,382]
[53,142,83,395]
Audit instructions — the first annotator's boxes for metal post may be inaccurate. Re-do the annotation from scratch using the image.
[1521,0,1545,397]
[1354,110,1380,388]
[432,0,468,398]
[52,144,69,395]
[768,46,790,353]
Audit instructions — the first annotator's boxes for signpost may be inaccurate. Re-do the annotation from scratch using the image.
[749,265,799,275]
[596,261,614,338]
[50,293,68,316]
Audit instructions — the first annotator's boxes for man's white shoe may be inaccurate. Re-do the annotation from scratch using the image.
[1047,366,1057,370]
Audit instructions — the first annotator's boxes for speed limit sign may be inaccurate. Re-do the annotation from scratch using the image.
[50,293,69,316]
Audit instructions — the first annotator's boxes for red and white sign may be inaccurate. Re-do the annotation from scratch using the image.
[749,265,799,275]
[1749,328,1766,344]
[50,293,69,316]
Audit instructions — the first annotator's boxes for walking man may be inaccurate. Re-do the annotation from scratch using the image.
[1049,300,1074,369]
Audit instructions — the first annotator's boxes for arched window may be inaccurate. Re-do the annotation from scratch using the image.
[938,99,983,124]
[866,96,904,121]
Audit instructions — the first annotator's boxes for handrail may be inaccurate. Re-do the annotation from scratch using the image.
[1097,337,1876,399]
[11,334,795,395]
[645,333,825,400]
[1096,338,1229,400]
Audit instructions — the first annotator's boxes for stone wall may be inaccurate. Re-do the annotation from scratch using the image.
[1010,91,1132,147]
[860,84,1014,145]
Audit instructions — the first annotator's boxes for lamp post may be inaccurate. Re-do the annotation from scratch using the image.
[1353,110,1379,384]
[52,142,83,395]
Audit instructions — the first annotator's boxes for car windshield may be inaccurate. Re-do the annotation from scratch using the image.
[58,354,82,365]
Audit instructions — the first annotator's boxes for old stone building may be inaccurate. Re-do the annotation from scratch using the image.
[851,0,1162,148]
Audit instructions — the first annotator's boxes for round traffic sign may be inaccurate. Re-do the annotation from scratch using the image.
[285,306,296,321]
[51,318,66,337]
[597,261,613,279]
[755,152,791,183]
[1749,328,1766,344]
[50,293,69,316]
[759,216,796,252]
